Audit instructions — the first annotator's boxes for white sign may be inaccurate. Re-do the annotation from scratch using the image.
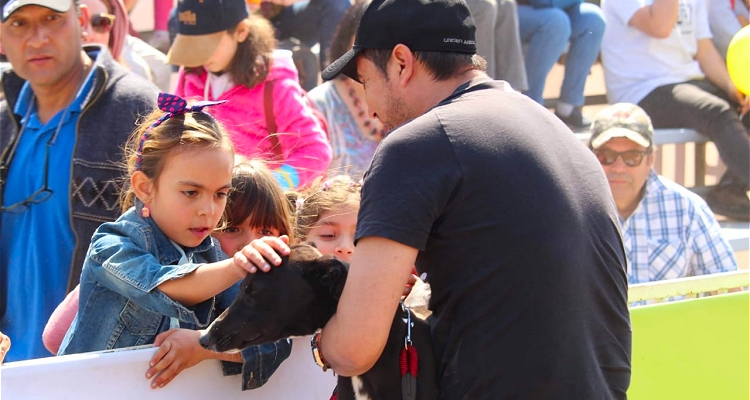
[1,336,336,399]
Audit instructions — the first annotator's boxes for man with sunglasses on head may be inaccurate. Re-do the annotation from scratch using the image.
[0,0,157,362]
[590,103,737,285]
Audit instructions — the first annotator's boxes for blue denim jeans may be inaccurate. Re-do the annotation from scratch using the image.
[517,2,604,105]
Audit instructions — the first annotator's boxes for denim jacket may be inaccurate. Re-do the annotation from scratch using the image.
[58,203,291,390]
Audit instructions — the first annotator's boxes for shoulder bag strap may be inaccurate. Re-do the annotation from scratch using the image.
[264,80,282,161]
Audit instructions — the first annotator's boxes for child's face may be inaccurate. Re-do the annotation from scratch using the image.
[147,147,233,248]
[306,202,358,263]
[204,32,238,74]
[214,218,281,256]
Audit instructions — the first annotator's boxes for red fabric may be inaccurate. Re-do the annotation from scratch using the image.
[400,345,419,377]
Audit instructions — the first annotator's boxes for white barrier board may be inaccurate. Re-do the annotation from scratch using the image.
[1,336,337,400]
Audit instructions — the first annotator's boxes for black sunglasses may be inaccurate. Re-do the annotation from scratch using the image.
[593,148,651,167]
[90,13,116,33]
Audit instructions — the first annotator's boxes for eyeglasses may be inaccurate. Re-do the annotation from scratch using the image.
[593,148,651,167]
[90,13,116,34]
[0,108,65,213]
[0,148,53,213]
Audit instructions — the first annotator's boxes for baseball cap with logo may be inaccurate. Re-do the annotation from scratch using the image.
[1,0,71,22]
[589,103,654,150]
[321,0,477,82]
[166,0,248,68]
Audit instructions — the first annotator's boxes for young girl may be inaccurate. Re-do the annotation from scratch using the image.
[57,94,291,390]
[213,158,295,257]
[146,158,297,389]
[288,175,361,263]
[43,159,293,350]
[285,175,422,398]
[167,0,332,189]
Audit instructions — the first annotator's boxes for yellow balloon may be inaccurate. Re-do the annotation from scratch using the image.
[727,25,750,96]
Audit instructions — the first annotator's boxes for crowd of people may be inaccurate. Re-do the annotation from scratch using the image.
[0,0,747,398]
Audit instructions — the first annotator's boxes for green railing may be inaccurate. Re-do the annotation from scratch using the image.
[629,271,749,399]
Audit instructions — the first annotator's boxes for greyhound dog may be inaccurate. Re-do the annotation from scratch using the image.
[199,243,437,400]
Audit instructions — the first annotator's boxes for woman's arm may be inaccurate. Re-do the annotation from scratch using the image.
[271,77,333,187]
[42,285,80,355]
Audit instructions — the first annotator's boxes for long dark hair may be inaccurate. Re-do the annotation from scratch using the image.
[226,13,277,88]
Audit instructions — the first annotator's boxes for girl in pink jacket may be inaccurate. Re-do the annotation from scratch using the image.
[167,0,331,189]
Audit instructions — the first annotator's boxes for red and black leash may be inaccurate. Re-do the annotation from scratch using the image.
[329,303,420,400]
[400,303,418,400]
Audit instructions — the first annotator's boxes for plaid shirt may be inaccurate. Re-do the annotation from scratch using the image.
[621,171,737,284]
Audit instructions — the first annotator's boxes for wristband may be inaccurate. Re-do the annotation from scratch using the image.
[311,329,330,372]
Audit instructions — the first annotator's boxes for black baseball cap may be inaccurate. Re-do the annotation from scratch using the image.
[166,0,249,67]
[1,0,71,22]
[322,0,477,81]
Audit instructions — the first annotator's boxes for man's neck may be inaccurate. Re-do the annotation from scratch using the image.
[411,68,485,116]
[617,185,648,221]
[31,51,92,124]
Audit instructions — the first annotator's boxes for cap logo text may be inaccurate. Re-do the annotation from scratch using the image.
[178,10,196,25]
[443,38,475,45]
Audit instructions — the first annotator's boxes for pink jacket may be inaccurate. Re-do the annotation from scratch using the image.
[175,51,331,188]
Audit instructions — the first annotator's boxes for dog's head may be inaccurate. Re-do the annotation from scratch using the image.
[199,243,348,352]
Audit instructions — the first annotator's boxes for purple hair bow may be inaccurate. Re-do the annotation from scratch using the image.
[136,93,227,170]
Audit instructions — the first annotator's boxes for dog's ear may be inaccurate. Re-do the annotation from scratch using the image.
[305,259,348,300]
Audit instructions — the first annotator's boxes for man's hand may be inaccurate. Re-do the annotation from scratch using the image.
[0,330,10,363]
[145,329,210,389]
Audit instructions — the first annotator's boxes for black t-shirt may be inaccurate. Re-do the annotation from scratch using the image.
[356,78,631,399]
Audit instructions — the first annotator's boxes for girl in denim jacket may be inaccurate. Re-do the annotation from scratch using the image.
[58,94,292,391]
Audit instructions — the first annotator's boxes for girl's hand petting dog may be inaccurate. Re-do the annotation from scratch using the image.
[145,328,244,388]
[234,235,291,273]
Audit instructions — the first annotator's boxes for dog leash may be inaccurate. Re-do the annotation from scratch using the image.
[328,303,420,400]
[400,302,418,400]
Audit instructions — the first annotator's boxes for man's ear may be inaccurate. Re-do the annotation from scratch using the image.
[647,150,655,168]
[391,44,415,88]
[131,170,154,204]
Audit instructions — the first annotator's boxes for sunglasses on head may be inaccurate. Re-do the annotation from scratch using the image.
[593,148,651,167]
[90,13,116,33]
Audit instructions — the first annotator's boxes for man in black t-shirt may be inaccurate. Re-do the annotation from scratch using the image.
[245,0,631,398]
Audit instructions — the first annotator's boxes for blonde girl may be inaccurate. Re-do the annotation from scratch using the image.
[288,175,361,263]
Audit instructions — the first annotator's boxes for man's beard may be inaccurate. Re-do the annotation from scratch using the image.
[381,89,412,131]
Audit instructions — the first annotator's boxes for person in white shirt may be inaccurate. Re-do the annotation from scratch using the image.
[601,0,750,222]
